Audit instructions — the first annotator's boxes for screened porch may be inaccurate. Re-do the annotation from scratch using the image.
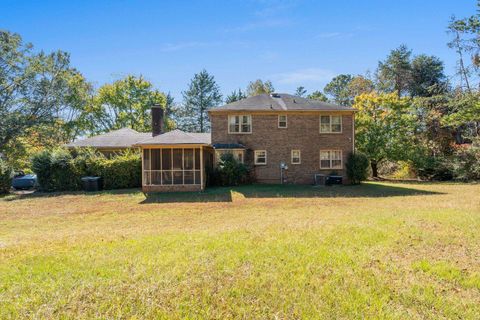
[142,147,203,187]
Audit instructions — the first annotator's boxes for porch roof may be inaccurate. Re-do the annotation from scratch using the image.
[135,129,211,146]
[212,143,245,149]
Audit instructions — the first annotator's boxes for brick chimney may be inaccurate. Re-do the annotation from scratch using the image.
[151,104,164,137]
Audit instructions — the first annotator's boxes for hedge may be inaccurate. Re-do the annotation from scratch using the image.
[346,152,369,185]
[0,158,13,194]
[207,153,250,186]
[31,148,141,191]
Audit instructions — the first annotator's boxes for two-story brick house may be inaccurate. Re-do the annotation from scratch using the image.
[209,93,355,184]
[69,93,355,192]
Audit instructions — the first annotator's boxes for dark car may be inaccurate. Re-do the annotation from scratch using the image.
[12,171,38,190]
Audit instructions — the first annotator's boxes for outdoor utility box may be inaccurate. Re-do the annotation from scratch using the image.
[326,175,343,186]
[314,174,326,186]
[81,176,103,192]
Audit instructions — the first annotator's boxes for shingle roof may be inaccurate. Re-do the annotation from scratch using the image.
[135,129,211,146]
[65,128,151,148]
[209,93,355,112]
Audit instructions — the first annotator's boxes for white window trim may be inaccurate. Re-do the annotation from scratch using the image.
[228,115,252,134]
[319,150,343,169]
[278,115,287,128]
[291,149,301,164]
[319,115,343,134]
[254,150,267,165]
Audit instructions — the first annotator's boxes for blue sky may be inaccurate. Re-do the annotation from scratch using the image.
[1,0,475,101]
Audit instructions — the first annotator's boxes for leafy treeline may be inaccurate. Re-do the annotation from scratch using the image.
[2,2,480,180]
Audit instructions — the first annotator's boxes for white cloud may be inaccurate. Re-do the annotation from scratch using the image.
[159,41,214,52]
[224,18,290,33]
[259,51,280,62]
[316,32,354,39]
[270,68,335,84]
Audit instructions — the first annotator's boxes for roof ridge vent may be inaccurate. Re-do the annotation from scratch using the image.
[270,93,281,98]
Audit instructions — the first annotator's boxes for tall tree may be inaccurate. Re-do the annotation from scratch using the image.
[87,75,166,133]
[323,74,354,106]
[179,69,222,132]
[354,92,416,177]
[0,30,92,153]
[347,75,375,97]
[246,79,274,96]
[225,88,247,103]
[409,55,446,97]
[307,90,328,102]
[442,92,480,140]
[294,86,307,97]
[447,16,478,91]
[377,45,412,96]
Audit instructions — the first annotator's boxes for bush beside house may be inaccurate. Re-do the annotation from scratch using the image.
[346,152,370,185]
[0,159,13,194]
[208,153,250,187]
[31,148,141,191]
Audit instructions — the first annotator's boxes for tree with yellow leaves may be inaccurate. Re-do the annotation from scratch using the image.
[353,92,417,178]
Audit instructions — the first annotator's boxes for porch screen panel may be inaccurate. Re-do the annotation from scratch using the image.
[162,149,172,170]
[161,149,172,184]
[184,171,194,184]
[143,149,151,185]
[143,149,151,170]
[162,171,172,184]
[151,149,161,184]
[184,149,194,169]
[183,148,194,184]
[194,149,200,170]
[151,150,161,170]
[173,171,183,184]
[173,149,183,170]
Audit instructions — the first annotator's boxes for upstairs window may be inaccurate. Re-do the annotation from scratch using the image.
[278,115,287,128]
[291,150,301,164]
[320,150,343,169]
[254,150,267,165]
[320,115,342,133]
[228,115,252,133]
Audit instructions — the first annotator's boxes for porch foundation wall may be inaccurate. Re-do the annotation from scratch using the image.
[142,184,202,193]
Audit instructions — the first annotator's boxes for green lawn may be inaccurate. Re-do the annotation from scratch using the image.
[1,182,479,319]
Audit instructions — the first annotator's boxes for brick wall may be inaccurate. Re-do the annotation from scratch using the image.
[142,184,202,192]
[210,112,354,184]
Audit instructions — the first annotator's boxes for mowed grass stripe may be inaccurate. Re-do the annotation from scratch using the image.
[0,182,479,319]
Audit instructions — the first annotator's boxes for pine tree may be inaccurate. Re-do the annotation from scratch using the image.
[179,70,222,132]
[225,89,247,103]
[294,86,307,97]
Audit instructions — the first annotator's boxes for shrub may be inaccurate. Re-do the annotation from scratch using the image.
[413,154,454,181]
[211,153,249,186]
[31,150,54,191]
[452,145,480,181]
[0,159,13,194]
[391,161,417,180]
[91,151,141,189]
[31,149,77,191]
[31,148,142,191]
[346,152,369,185]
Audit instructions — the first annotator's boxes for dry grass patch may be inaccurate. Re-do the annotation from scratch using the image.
[0,182,479,319]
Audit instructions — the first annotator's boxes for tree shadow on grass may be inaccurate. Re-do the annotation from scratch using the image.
[140,182,444,204]
[1,183,444,204]
[2,188,142,202]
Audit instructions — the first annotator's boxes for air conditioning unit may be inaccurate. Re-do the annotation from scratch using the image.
[314,174,326,186]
